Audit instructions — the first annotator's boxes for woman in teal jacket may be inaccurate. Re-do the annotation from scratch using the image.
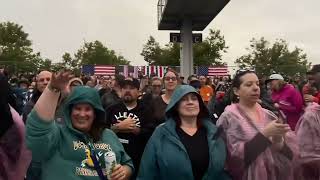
[26,71,133,180]
[137,85,230,180]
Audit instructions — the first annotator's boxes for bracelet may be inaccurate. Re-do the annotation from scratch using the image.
[47,84,60,93]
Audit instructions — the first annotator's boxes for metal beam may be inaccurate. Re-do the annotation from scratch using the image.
[180,19,193,80]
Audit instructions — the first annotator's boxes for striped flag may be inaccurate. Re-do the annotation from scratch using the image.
[132,66,139,78]
[123,65,129,77]
[82,65,116,75]
[197,66,229,76]
[142,66,167,77]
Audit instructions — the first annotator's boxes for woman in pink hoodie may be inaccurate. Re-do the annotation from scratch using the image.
[0,74,31,180]
[295,102,320,179]
[217,70,297,180]
[267,74,303,130]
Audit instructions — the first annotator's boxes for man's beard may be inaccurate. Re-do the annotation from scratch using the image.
[123,95,135,103]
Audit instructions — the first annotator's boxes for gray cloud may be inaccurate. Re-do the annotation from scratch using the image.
[0,0,318,66]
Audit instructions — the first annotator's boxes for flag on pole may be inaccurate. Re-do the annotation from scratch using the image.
[197,66,229,76]
[142,66,167,77]
[132,66,139,78]
[82,65,116,76]
[123,65,129,77]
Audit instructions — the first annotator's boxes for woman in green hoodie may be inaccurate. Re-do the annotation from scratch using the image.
[26,71,134,180]
[137,85,230,180]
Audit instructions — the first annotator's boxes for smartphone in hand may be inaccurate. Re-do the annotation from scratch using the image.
[277,110,287,124]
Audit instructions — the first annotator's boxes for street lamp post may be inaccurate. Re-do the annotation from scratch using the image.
[157,0,230,80]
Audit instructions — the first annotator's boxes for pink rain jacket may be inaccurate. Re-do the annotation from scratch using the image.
[217,103,298,180]
[0,107,31,180]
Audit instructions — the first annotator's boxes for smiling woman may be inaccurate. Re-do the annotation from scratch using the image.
[71,103,95,133]
[137,85,230,180]
[26,70,134,180]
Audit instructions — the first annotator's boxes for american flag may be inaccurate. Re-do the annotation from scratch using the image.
[197,66,229,76]
[82,65,116,75]
[142,66,167,77]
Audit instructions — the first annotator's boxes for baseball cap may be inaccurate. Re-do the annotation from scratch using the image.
[266,74,284,83]
[309,64,320,74]
[121,78,140,89]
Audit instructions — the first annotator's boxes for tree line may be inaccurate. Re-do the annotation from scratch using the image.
[0,21,311,77]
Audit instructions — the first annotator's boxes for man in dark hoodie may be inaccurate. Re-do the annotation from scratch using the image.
[106,78,153,179]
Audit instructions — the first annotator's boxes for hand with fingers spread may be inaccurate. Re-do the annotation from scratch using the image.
[48,70,73,92]
[261,120,291,138]
[110,164,131,180]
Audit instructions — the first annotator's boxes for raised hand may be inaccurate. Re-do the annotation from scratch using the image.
[49,70,73,91]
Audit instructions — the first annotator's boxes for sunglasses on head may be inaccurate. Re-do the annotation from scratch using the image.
[236,69,255,75]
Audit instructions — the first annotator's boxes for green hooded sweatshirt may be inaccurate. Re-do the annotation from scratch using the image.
[26,86,134,180]
[137,85,230,180]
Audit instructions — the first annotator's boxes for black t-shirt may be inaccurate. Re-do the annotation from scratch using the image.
[176,126,209,180]
[152,95,168,126]
[105,100,153,176]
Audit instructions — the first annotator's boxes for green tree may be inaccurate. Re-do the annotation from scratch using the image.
[194,29,228,66]
[235,37,310,77]
[140,36,163,65]
[51,62,65,73]
[0,21,47,74]
[157,42,180,66]
[62,52,81,74]
[141,29,228,66]
[74,40,130,66]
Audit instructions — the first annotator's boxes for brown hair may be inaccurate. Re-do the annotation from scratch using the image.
[88,109,107,142]
[151,76,162,83]
[231,70,257,103]
[70,105,105,143]
[89,118,105,142]
[163,69,180,84]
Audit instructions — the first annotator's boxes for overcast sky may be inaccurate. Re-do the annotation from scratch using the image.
[0,0,318,67]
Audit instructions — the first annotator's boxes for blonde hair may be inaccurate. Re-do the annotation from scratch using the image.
[275,80,287,91]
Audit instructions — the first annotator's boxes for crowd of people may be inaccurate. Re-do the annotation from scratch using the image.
[0,64,320,180]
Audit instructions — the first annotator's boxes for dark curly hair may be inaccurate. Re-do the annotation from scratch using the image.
[231,70,257,103]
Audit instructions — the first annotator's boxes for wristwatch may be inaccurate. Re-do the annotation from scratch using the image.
[47,84,60,93]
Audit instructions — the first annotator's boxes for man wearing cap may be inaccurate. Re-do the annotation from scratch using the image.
[304,64,320,105]
[105,78,153,178]
[266,73,303,130]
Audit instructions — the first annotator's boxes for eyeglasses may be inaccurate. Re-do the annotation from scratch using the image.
[152,84,162,88]
[164,77,177,81]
